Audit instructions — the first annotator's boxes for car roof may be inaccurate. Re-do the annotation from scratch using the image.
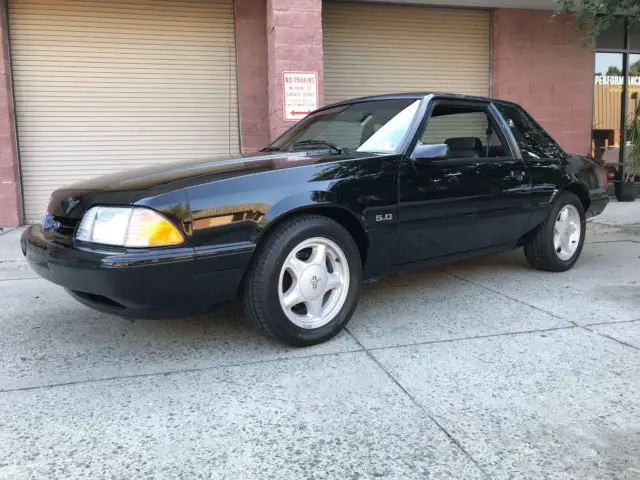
[318,92,520,111]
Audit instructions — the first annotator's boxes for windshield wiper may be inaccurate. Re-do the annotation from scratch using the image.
[260,146,280,152]
[290,140,344,154]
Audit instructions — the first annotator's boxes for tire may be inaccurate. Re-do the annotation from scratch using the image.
[523,192,586,272]
[241,214,362,347]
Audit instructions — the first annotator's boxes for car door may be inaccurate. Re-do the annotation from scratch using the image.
[493,101,569,226]
[395,99,532,265]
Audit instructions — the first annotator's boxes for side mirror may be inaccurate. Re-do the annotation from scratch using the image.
[411,143,450,163]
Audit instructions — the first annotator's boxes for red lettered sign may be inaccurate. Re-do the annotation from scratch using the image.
[283,72,318,121]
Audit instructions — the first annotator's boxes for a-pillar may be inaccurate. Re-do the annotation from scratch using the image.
[266,0,324,140]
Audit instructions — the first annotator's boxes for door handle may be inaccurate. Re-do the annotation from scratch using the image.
[509,169,525,182]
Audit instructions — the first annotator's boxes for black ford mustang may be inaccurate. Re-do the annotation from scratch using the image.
[22,93,609,346]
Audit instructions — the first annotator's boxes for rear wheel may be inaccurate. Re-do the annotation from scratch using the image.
[523,192,586,272]
[241,215,362,347]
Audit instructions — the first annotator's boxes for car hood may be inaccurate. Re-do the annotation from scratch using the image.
[64,151,346,192]
[43,151,359,220]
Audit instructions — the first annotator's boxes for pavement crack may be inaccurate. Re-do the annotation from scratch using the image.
[440,271,640,352]
[0,347,366,395]
[440,270,568,321]
[591,221,640,227]
[344,327,491,479]
[0,276,40,282]
[586,239,640,244]
[364,325,577,353]
[580,325,640,352]
[583,318,640,327]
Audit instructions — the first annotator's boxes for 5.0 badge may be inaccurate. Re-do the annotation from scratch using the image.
[375,213,394,223]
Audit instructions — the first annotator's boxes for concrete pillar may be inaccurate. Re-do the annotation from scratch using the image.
[492,9,594,156]
[0,6,21,227]
[266,0,323,140]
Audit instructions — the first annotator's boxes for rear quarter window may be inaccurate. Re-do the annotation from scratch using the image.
[495,103,566,159]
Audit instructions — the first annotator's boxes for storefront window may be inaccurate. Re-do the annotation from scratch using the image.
[624,54,640,163]
[628,53,640,119]
[591,19,640,167]
[593,53,624,164]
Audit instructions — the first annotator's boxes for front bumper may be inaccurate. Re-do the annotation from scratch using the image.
[21,225,254,319]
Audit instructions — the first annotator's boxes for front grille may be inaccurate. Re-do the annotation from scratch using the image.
[42,213,79,245]
[53,216,79,237]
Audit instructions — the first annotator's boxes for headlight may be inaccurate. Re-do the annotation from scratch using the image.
[75,206,184,248]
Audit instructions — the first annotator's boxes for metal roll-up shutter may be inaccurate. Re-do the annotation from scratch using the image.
[323,2,490,105]
[9,0,239,223]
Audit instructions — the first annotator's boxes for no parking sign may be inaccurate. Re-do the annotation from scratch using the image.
[283,72,318,121]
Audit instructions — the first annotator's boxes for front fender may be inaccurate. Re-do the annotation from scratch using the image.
[253,190,363,241]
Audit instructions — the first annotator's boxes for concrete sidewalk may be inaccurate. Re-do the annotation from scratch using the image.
[0,202,638,479]
[591,200,640,227]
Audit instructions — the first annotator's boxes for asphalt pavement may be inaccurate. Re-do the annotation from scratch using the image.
[1,203,639,479]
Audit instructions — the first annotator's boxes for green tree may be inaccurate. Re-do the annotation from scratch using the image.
[631,59,640,76]
[557,1,640,43]
[606,65,623,76]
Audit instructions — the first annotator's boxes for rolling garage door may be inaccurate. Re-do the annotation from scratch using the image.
[323,2,490,105]
[9,0,240,223]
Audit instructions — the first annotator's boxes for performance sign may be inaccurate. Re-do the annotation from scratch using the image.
[283,72,318,121]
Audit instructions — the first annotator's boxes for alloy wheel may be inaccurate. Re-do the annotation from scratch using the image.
[277,237,350,329]
[553,204,582,261]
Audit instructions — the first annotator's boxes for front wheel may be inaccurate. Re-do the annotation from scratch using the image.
[523,192,586,272]
[241,215,362,347]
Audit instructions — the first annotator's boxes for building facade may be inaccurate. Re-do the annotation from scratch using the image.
[0,0,597,226]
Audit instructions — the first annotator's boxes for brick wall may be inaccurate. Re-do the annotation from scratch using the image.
[492,9,594,156]
[266,0,323,140]
[0,9,20,227]
[234,0,270,153]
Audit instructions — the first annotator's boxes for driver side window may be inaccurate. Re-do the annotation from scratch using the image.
[420,103,508,159]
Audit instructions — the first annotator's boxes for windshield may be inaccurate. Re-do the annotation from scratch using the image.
[268,98,421,154]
